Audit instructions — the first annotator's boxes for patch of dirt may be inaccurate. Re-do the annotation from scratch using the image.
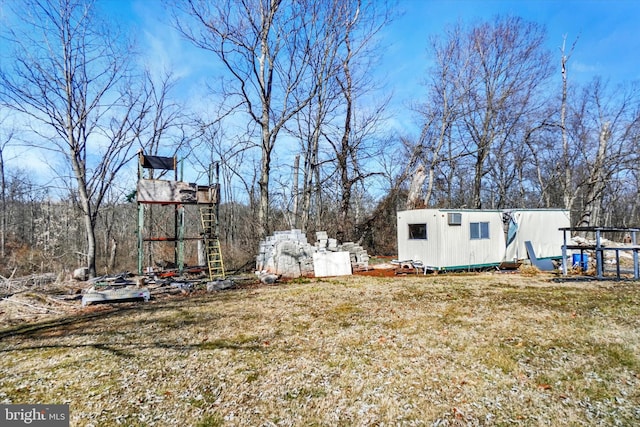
[354,267,397,277]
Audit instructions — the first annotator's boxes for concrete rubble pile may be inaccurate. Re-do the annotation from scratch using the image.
[256,229,370,278]
[570,236,636,265]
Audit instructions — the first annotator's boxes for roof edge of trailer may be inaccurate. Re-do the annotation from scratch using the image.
[398,208,568,214]
[397,208,504,214]
[505,208,570,212]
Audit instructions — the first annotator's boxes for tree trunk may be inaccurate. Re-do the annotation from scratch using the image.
[300,148,313,232]
[292,154,299,227]
[424,110,453,207]
[301,119,321,233]
[337,85,352,243]
[83,210,97,277]
[406,165,426,209]
[108,237,117,273]
[577,122,610,233]
[472,147,488,209]
[258,129,272,239]
[560,37,576,211]
[423,161,437,208]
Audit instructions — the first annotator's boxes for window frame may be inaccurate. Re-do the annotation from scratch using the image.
[408,223,427,240]
[470,221,490,240]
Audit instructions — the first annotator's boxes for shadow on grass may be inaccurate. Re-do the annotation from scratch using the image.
[0,338,267,357]
[0,292,240,341]
[0,290,274,358]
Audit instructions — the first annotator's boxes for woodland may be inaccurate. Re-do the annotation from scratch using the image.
[0,0,638,278]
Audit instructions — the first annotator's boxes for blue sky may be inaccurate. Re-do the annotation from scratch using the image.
[94,0,640,142]
[99,0,640,106]
[115,0,639,193]
[385,0,640,103]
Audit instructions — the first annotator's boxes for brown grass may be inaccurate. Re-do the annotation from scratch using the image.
[1,273,639,426]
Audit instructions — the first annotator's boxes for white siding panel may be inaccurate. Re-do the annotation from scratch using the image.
[439,211,505,269]
[397,209,437,263]
[505,209,570,260]
[397,209,505,270]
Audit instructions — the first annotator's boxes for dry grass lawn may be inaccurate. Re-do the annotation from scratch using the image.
[1,273,639,426]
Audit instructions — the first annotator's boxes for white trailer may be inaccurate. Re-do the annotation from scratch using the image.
[396,209,506,271]
[397,208,570,271]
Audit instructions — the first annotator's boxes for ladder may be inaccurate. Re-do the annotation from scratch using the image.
[200,207,225,280]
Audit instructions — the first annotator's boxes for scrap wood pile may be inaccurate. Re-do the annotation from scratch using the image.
[0,272,82,327]
[0,269,248,328]
[80,271,234,306]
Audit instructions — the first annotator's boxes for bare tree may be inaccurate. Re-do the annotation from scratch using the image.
[576,120,610,228]
[0,0,150,277]
[324,0,391,242]
[409,17,551,209]
[289,0,343,232]
[135,71,190,160]
[560,35,579,211]
[624,108,640,225]
[0,167,50,275]
[573,79,640,229]
[521,116,560,208]
[173,0,321,238]
[190,117,262,268]
[462,16,552,208]
[409,24,466,208]
[0,111,16,259]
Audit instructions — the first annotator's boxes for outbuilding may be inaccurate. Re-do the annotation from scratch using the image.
[396,208,570,271]
[397,209,506,271]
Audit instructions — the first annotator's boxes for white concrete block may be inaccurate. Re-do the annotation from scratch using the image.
[313,251,352,277]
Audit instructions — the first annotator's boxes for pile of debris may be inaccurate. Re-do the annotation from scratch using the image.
[0,270,245,327]
[0,273,82,328]
[80,271,245,306]
[569,236,637,269]
[255,229,370,278]
[81,274,151,307]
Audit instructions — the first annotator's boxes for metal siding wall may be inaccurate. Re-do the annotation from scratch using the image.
[397,209,427,262]
[397,209,439,265]
[439,211,460,267]
[396,211,406,259]
[506,210,570,260]
[442,212,505,268]
[415,210,437,265]
[398,209,507,269]
[431,213,441,267]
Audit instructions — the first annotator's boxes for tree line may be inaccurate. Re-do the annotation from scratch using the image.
[0,0,638,278]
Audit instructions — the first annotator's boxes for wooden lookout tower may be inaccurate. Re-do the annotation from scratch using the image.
[136,152,224,280]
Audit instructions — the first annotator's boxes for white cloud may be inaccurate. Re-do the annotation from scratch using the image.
[571,60,599,75]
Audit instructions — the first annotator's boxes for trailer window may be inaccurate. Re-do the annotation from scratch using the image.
[408,223,427,240]
[470,222,489,239]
